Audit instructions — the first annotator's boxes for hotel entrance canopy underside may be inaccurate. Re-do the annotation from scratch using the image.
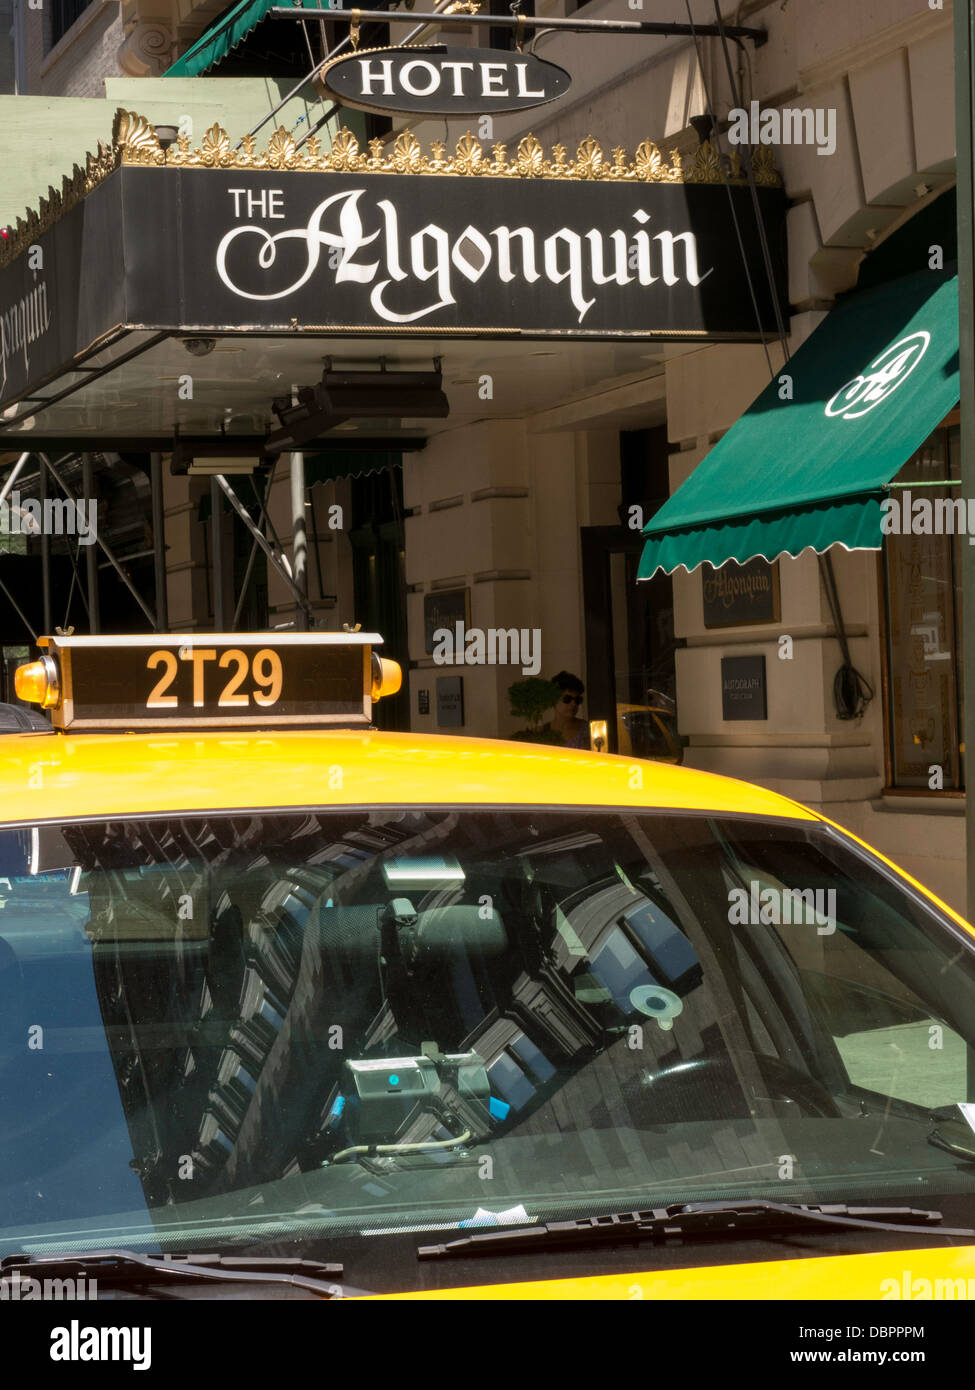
[0,111,785,456]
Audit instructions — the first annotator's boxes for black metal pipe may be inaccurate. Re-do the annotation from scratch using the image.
[954,0,975,914]
[150,451,168,632]
[266,8,767,43]
[38,456,51,635]
[81,453,100,634]
[210,476,228,629]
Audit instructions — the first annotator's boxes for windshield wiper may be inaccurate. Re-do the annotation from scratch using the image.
[418,1200,975,1260]
[3,1250,363,1298]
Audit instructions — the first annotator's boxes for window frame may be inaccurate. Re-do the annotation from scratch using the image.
[879,407,964,796]
[47,0,93,53]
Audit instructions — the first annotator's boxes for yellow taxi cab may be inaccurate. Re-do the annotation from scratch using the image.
[1,630,975,1304]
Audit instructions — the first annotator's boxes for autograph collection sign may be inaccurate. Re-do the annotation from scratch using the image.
[154,171,787,338]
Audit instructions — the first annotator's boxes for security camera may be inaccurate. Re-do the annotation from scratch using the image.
[182,337,217,357]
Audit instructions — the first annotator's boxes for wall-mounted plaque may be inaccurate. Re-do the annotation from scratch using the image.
[703,558,779,629]
[436,675,464,728]
[424,588,471,654]
[721,654,767,721]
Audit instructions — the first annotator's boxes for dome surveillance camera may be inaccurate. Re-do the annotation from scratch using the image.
[182,337,217,357]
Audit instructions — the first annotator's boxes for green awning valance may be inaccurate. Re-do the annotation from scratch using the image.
[165,0,332,78]
[305,452,400,485]
[639,268,960,579]
[195,453,399,518]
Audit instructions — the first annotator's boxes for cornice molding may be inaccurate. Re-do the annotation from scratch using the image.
[0,107,781,271]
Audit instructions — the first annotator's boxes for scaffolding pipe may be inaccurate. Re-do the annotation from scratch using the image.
[39,455,156,630]
[0,452,29,507]
[213,471,314,621]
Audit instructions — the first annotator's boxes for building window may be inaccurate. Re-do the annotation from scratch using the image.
[882,417,964,791]
[49,0,91,49]
[0,0,17,94]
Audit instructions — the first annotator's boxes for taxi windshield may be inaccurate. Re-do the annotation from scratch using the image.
[1,807,975,1270]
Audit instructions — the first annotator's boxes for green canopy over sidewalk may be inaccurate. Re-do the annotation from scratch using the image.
[165,0,332,78]
[638,268,960,578]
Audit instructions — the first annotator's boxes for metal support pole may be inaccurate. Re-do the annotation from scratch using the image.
[0,451,30,507]
[212,467,311,625]
[150,451,168,632]
[81,453,100,634]
[290,451,309,630]
[39,456,51,636]
[210,476,228,629]
[955,0,975,922]
[267,8,767,43]
[39,455,156,629]
[213,470,313,620]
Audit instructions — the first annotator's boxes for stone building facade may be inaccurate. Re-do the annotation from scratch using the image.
[0,0,966,910]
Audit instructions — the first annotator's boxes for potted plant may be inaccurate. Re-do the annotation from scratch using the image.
[507,677,565,743]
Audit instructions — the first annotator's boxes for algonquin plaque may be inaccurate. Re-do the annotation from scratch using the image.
[702,558,779,629]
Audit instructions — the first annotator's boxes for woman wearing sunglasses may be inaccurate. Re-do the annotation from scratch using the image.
[546,671,590,750]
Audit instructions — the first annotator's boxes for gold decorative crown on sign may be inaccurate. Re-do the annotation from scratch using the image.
[0,109,780,270]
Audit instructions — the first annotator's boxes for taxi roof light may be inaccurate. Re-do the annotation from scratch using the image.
[372,655,402,702]
[14,656,60,710]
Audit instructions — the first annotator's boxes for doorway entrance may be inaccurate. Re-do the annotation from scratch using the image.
[581,527,681,759]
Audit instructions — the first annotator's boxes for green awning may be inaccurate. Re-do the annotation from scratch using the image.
[196,453,399,517]
[305,451,400,486]
[165,0,332,78]
[639,268,959,578]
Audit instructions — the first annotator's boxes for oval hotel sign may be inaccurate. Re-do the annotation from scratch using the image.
[320,45,571,116]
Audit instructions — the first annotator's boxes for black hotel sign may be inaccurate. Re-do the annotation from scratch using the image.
[320,46,571,116]
[0,155,785,406]
[136,170,785,340]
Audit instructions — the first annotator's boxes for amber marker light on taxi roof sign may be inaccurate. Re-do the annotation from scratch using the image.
[14,655,60,709]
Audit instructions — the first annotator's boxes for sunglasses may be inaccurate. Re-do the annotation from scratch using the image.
[560,694,583,705]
